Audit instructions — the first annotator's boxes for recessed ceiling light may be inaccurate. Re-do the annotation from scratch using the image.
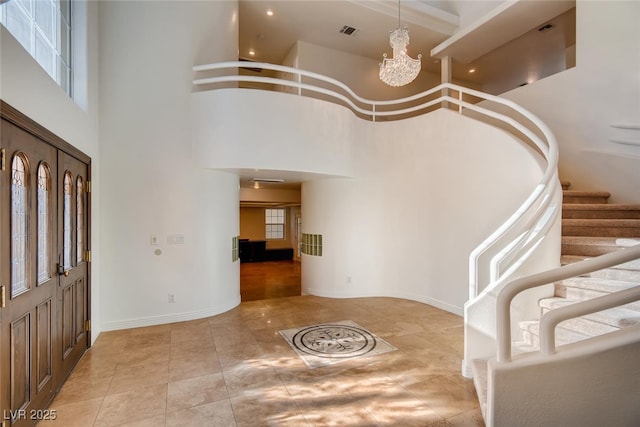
[248,49,255,56]
[266,9,274,16]
[468,68,476,74]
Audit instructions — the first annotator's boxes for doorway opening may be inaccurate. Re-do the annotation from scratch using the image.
[238,177,302,302]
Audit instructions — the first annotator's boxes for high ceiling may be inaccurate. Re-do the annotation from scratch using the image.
[235,0,576,195]
[239,0,575,86]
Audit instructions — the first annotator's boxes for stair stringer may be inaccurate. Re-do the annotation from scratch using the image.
[485,325,640,427]
[462,215,561,378]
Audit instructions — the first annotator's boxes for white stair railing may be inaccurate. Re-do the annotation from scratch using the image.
[496,244,640,362]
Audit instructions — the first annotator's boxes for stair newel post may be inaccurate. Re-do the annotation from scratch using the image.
[496,288,513,363]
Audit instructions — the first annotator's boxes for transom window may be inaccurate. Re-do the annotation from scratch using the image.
[0,0,72,95]
[265,208,285,240]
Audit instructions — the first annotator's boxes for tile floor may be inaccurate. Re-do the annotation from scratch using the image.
[38,296,485,427]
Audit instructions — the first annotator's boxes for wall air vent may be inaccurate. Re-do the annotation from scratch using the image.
[339,25,358,36]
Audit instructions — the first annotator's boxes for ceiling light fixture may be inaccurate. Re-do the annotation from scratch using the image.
[379,0,422,87]
[266,9,274,17]
[251,178,284,183]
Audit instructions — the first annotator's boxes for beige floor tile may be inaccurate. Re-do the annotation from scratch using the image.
[166,373,229,413]
[171,324,213,344]
[94,384,167,427]
[169,336,216,359]
[169,352,222,382]
[166,399,237,427]
[106,359,169,395]
[446,408,486,426]
[229,384,305,427]
[52,373,112,405]
[36,397,103,427]
[119,343,171,367]
[222,359,283,397]
[115,415,166,427]
[407,374,479,420]
[42,296,484,427]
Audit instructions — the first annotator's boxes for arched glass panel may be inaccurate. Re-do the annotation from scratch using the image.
[76,176,84,264]
[37,163,52,284]
[11,153,29,296]
[63,171,73,270]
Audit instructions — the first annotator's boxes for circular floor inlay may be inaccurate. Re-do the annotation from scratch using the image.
[291,324,377,359]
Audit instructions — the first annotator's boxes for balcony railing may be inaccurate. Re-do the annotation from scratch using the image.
[193,60,560,300]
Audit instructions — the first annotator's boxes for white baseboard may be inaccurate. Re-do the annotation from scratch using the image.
[98,296,241,332]
[303,287,464,317]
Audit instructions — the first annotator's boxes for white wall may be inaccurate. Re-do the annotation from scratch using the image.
[302,109,545,314]
[191,89,355,177]
[191,85,547,314]
[98,0,241,330]
[1,2,102,340]
[502,0,640,203]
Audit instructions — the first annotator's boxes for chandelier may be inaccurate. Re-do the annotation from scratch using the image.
[379,1,422,87]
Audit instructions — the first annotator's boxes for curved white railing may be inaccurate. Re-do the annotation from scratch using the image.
[496,244,640,362]
[193,60,560,299]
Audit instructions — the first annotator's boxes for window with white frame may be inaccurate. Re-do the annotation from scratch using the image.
[0,0,72,95]
[265,208,285,240]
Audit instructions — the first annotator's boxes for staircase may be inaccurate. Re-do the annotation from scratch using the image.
[472,182,640,426]
[516,182,640,350]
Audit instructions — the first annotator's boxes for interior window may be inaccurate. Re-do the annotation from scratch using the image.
[265,208,285,240]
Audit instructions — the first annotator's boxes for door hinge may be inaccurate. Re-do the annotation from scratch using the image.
[1,148,6,171]
[0,285,6,308]
[84,250,92,263]
[85,180,92,193]
[85,320,91,332]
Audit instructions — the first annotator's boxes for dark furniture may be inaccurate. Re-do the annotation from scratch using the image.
[239,239,294,262]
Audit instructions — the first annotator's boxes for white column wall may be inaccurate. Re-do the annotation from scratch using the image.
[98,0,241,330]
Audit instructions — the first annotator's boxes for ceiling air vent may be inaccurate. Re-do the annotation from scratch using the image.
[339,25,358,36]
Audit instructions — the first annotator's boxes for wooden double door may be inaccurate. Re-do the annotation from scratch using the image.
[0,103,91,426]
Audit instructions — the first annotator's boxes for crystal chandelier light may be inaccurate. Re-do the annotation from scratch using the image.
[379,1,422,87]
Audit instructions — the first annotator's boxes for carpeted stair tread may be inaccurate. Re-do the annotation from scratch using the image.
[471,359,488,421]
[555,278,640,311]
[539,297,640,328]
[562,203,640,219]
[561,236,640,256]
[519,320,592,347]
[561,255,640,281]
[556,277,639,294]
[512,341,539,354]
[562,190,610,204]
[562,219,640,238]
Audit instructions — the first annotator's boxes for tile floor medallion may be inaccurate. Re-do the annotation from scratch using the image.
[279,320,397,368]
